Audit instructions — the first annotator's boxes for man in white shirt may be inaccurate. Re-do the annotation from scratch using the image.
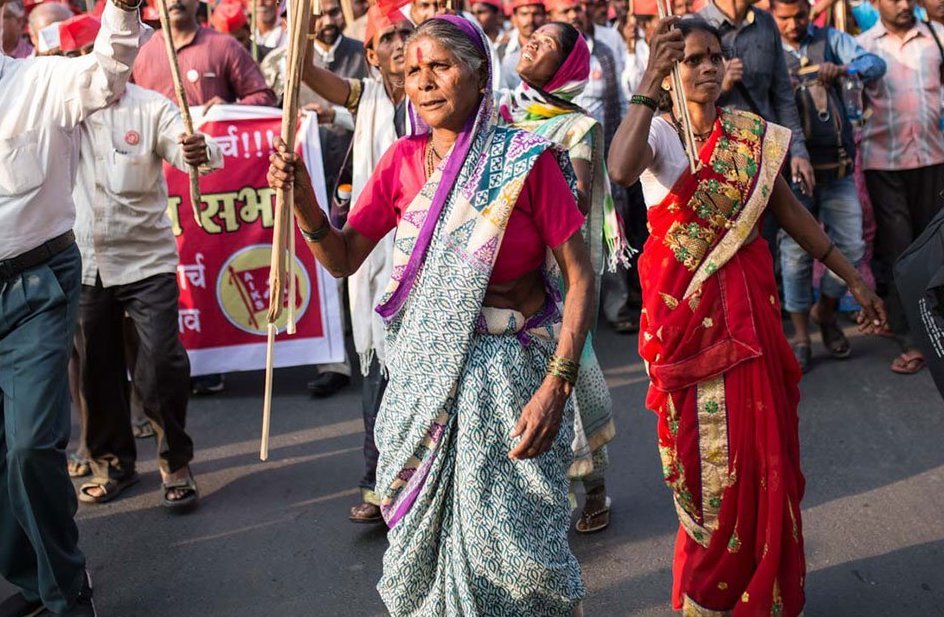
[0,2,146,614]
[72,71,223,509]
[253,0,287,48]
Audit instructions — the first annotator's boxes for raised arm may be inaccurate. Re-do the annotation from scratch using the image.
[768,176,887,332]
[267,138,377,277]
[607,16,682,187]
[300,43,354,107]
[38,0,146,128]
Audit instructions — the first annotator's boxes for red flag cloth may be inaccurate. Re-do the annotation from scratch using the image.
[211,0,248,32]
[59,14,101,53]
[632,0,658,15]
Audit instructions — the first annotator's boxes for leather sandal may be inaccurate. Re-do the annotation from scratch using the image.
[575,496,611,534]
[817,319,851,359]
[349,502,383,524]
[78,472,140,504]
[791,341,812,373]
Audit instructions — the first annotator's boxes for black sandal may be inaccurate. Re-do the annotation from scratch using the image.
[162,471,199,511]
[817,319,851,359]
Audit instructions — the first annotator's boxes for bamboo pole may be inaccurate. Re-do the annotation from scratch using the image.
[656,0,700,173]
[156,0,205,229]
[340,0,354,32]
[251,0,259,62]
[260,0,315,461]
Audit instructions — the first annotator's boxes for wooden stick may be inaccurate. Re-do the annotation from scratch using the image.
[251,0,259,62]
[156,0,205,229]
[656,0,699,173]
[260,323,276,461]
[260,0,314,461]
[339,0,354,31]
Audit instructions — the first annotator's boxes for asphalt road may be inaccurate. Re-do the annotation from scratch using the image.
[3,323,944,616]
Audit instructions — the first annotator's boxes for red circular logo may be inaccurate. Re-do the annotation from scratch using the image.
[124,130,140,146]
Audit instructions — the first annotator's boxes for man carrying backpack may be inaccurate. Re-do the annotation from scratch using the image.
[771,0,886,372]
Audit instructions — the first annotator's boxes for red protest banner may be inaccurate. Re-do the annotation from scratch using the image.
[165,107,344,376]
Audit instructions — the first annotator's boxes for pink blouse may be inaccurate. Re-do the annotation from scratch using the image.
[347,135,584,284]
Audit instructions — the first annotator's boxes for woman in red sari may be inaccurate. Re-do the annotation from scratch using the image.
[607,16,887,617]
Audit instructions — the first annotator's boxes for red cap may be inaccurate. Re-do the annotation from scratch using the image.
[632,0,658,15]
[544,0,579,13]
[211,0,248,33]
[141,0,160,21]
[509,0,543,10]
[58,14,100,52]
[364,2,408,48]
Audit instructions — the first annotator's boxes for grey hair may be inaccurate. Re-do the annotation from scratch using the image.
[28,2,73,36]
[406,18,488,78]
[3,0,25,19]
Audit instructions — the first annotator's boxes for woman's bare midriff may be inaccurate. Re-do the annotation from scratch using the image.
[482,269,547,317]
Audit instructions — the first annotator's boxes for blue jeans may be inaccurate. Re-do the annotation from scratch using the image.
[778,175,865,314]
[0,244,86,613]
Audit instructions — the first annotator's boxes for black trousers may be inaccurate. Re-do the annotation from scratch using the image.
[865,163,944,350]
[359,357,386,503]
[74,273,193,478]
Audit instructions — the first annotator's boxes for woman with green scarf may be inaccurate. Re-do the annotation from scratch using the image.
[499,22,629,534]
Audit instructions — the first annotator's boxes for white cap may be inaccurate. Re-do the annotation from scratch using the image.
[37,22,62,53]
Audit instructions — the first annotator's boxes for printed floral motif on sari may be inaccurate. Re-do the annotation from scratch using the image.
[662,109,765,274]
[658,395,700,539]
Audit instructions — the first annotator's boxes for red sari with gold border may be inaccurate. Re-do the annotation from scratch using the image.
[638,108,806,616]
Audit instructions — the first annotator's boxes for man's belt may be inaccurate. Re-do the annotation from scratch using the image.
[0,231,75,281]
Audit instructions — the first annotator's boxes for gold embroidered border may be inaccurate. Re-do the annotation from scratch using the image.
[683,595,731,616]
[697,376,730,536]
[683,123,792,299]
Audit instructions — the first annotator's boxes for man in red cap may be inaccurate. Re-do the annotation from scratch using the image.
[470,0,505,43]
[497,0,546,88]
[299,3,414,525]
[210,0,251,51]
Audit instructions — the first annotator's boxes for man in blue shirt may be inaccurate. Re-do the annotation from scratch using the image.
[771,0,886,371]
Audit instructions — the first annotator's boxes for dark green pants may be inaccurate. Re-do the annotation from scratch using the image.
[0,244,86,613]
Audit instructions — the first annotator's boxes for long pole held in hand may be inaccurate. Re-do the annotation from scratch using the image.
[656,0,700,174]
[260,0,317,461]
[156,0,205,229]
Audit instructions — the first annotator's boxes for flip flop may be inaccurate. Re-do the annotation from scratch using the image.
[68,453,91,478]
[162,472,199,511]
[349,502,383,524]
[78,472,140,504]
[575,496,611,534]
[891,352,926,375]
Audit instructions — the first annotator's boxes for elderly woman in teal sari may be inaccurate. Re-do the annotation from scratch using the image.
[268,14,591,616]
[499,21,626,534]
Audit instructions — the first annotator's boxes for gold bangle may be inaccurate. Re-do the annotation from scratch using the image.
[547,355,579,385]
[344,78,363,116]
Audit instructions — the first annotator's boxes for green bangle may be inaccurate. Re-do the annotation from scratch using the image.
[630,94,658,112]
[547,355,580,386]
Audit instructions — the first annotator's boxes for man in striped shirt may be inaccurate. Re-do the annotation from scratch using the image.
[858,0,944,375]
